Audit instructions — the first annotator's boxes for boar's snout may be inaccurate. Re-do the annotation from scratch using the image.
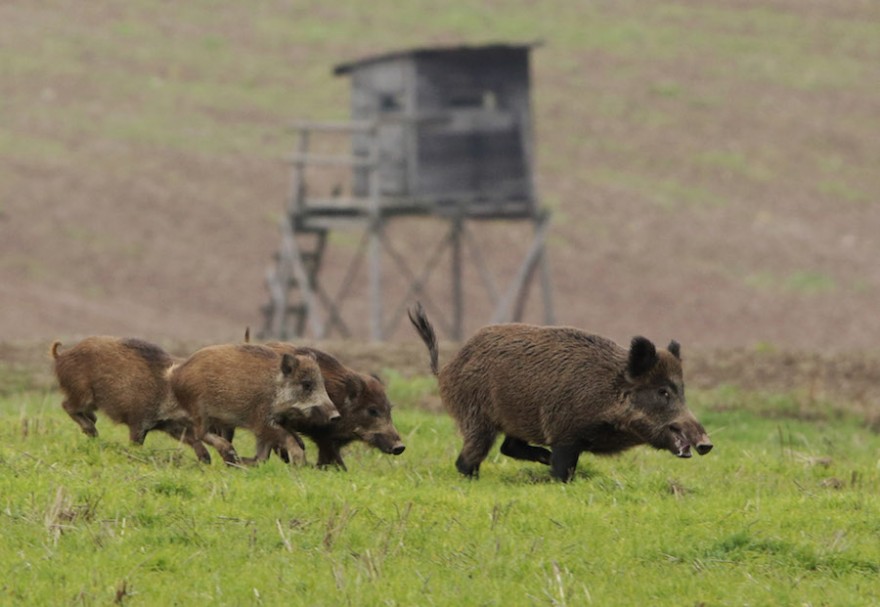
[668,421,713,459]
[390,443,405,456]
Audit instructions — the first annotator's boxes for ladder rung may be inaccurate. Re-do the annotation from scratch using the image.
[286,154,375,168]
[302,198,372,209]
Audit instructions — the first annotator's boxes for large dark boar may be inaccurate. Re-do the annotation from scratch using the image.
[264,342,405,470]
[408,303,713,482]
[171,344,339,466]
[50,337,211,463]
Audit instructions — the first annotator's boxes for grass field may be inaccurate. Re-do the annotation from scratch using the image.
[2,382,878,606]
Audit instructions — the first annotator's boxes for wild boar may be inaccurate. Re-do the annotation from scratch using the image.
[408,303,713,482]
[170,343,338,466]
[50,337,211,463]
[257,342,405,469]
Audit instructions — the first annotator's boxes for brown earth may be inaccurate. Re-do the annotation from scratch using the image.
[1,2,879,400]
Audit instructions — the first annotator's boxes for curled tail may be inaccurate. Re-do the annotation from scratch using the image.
[50,341,62,359]
[407,302,439,376]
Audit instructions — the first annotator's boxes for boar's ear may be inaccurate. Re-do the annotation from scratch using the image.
[280,353,299,377]
[667,340,681,360]
[627,336,658,379]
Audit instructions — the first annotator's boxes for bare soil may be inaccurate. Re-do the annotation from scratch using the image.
[1,2,878,399]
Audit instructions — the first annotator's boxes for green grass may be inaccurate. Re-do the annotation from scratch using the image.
[1,385,879,606]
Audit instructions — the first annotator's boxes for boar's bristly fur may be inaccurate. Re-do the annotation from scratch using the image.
[408,302,713,482]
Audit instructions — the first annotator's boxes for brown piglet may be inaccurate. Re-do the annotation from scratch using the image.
[265,343,405,470]
[408,303,713,482]
[50,337,211,463]
[170,343,339,466]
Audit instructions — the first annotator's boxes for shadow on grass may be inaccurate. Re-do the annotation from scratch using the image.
[497,464,601,486]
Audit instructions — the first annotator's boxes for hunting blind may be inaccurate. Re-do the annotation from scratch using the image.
[261,43,554,340]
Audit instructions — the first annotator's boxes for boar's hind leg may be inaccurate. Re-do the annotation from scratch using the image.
[61,399,98,438]
[550,444,581,483]
[500,436,551,465]
[456,425,497,478]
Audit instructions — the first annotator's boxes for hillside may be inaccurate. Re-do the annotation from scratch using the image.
[1,1,879,352]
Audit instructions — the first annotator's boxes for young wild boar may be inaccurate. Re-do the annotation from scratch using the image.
[408,303,713,482]
[50,337,211,463]
[263,343,406,470]
[170,343,339,466]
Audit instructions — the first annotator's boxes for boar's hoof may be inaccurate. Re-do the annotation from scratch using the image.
[455,455,479,478]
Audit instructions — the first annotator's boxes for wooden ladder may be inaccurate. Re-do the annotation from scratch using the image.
[260,122,378,339]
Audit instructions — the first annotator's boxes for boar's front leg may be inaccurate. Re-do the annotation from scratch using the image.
[500,436,551,465]
[128,422,150,446]
[550,443,581,483]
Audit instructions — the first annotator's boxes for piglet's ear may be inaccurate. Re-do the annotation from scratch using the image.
[667,340,681,360]
[627,336,658,379]
[280,353,299,377]
[345,375,365,400]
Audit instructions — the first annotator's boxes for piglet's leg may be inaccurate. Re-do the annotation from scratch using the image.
[61,400,98,438]
[314,438,347,471]
[279,430,306,466]
[271,432,305,464]
[250,427,305,466]
[201,431,241,465]
[158,420,212,464]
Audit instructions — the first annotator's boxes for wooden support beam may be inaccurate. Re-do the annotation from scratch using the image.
[491,213,551,324]
[450,214,464,340]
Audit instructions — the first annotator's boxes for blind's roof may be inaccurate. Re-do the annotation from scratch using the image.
[333,42,541,76]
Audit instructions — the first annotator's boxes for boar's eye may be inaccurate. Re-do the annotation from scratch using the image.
[367,407,380,418]
[301,380,314,393]
[658,387,671,401]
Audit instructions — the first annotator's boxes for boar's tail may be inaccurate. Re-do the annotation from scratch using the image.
[50,341,62,359]
[407,302,439,376]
